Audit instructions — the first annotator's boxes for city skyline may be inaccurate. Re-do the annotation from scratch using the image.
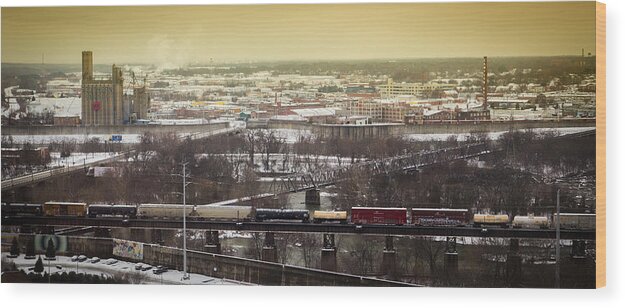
[2,2,596,65]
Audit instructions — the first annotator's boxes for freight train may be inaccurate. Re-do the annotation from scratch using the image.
[0,202,596,230]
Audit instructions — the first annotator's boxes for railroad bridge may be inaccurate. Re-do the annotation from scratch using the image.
[268,142,493,195]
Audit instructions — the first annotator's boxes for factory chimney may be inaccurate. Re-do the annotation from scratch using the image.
[82,51,93,82]
[483,56,488,111]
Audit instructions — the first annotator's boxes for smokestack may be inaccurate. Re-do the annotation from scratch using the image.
[483,56,488,111]
[82,51,93,82]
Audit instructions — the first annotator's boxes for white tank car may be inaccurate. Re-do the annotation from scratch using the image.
[512,215,550,229]
[194,204,253,221]
[137,204,194,219]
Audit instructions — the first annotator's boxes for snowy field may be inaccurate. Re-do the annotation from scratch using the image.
[5,121,245,145]
[253,128,314,144]
[405,126,595,142]
[2,152,119,180]
[3,253,252,285]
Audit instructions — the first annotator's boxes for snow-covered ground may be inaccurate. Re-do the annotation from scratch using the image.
[253,128,314,144]
[5,121,243,145]
[2,253,252,285]
[7,134,142,145]
[48,152,118,168]
[405,127,595,142]
[2,152,119,180]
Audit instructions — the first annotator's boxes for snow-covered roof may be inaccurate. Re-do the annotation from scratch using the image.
[291,108,337,118]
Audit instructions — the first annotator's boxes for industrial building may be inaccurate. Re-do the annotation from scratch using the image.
[81,51,149,126]
[378,78,455,99]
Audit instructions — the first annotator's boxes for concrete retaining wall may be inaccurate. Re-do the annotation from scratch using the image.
[2,122,229,136]
[253,120,595,140]
[3,233,415,286]
[401,120,595,135]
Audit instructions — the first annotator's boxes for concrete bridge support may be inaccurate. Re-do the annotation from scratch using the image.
[204,231,221,254]
[381,236,397,279]
[305,188,321,206]
[320,234,337,272]
[261,232,278,263]
[444,237,459,285]
[130,228,146,243]
[571,240,586,259]
[19,225,33,234]
[149,229,164,245]
[506,239,522,287]
[39,226,55,234]
[94,228,111,238]
[24,237,36,259]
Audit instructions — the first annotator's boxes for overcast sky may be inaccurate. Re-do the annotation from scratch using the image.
[1,2,596,65]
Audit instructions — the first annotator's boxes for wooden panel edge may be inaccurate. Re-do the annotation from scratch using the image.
[595,0,606,289]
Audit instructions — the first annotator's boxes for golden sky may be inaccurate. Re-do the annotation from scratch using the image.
[1,2,596,64]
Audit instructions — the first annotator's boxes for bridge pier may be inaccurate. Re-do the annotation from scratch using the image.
[130,228,146,243]
[151,229,165,245]
[305,188,321,206]
[204,231,221,254]
[320,234,337,272]
[506,239,522,287]
[571,240,586,259]
[381,236,397,279]
[24,237,36,259]
[444,237,459,285]
[19,225,33,234]
[39,226,55,234]
[261,232,278,263]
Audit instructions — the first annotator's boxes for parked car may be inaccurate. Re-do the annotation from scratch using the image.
[141,264,153,271]
[71,255,79,262]
[77,255,88,262]
[135,263,145,270]
[104,258,118,265]
[153,266,168,274]
[90,257,100,263]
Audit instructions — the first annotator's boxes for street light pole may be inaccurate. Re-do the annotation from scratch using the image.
[182,162,190,281]
[555,189,561,288]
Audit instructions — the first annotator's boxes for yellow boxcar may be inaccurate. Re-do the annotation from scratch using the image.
[43,201,88,217]
[312,211,348,223]
[473,214,509,227]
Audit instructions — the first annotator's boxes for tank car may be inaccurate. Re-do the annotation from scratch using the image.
[473,214,509,228]
[312,210,348,223]
[512,215,550,229]
[254,208,310,222]
[88,204,137,218]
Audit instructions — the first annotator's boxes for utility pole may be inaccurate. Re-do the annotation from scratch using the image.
[555,189,561,288]
[181,162,190,280]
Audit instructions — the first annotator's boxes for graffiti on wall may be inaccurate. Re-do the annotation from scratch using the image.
[34,235,68,252]
[112,239,144,260]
